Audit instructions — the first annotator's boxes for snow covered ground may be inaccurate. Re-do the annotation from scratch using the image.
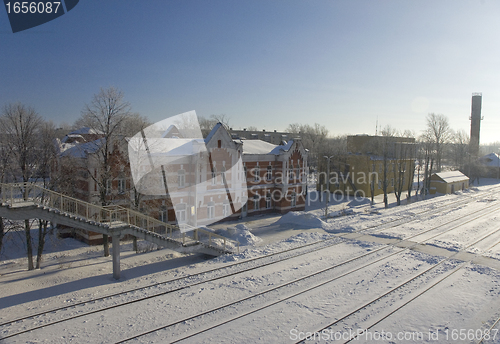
[2,180,500,343]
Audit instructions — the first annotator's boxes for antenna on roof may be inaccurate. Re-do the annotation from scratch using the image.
[375,116,378,136]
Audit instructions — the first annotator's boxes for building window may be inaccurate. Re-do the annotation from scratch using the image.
[221,167,226,185]
[178,169,185,188]
[291,192,296,207]
[211,168,217,185]
[118,179,126,194]
[253,167,260,183]
[207,202,215,219]
[266,193,272,209]
[253,195,259,210]
[223,200,231,217]
[175,203,187,223]
[266,166,272,181]
[243,166,247,181]
[289,164,295,181]
[391,178,394,187]
[218,140,222,148]
[159,206,168,223]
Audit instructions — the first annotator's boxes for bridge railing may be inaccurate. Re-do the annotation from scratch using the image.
[0,183,239,253]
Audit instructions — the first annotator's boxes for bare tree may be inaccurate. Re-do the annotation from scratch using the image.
[0,122,12,255]
[76,87,132,257]
[287,123,329,168]
[425,113,451,172]
[393,130,415,205]
[380,126,397,208]
[210,114,231,130]
[1,103,44,270]
[198,115,218,138]
[197,114,231,138]
[34,121,58,269]
[419,131,435,198]
[316,135,347,197]
[120,113,151,137]
[450,129,469,170]
[125,116,151,253]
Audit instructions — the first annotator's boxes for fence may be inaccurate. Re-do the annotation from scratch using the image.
[0,183,239,253]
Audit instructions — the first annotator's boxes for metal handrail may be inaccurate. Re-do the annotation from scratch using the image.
[0,182,239,253]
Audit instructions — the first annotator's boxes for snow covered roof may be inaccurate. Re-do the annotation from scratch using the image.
[161,125,181,138]
[271,140,294,154]
[241,139,295,155]
[432,171,469,183]
[204,123,223,143]
[144,138,205,156]
[241,140,278,154]
[127,137,206,172]
[61,134,85,144]
[479,153,500,167]
[60,138,105,158]
[68,127,103,135]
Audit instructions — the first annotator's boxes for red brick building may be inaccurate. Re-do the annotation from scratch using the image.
[55,123,308,243]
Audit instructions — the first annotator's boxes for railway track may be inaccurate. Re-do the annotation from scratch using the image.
[0,236,346,339]
[302,224,500,343]
[113,201,500,342]
[3,186,500,343]
[349,185,500,236]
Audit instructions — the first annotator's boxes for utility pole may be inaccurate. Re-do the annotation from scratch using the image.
[468,153,471,183]
[497,151,499,181]
[324,155,333,221]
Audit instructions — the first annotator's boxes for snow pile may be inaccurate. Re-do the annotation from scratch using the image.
[216,224,262,246]
[276,211,329,229]
[328,207,355,218]
[347,197,371,208]
[213,231,337,263]
[280,231,335,245]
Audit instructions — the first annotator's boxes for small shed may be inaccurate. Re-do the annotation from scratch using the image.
[430,171,469,194]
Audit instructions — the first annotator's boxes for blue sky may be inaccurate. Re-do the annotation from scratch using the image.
[1,0,500,143]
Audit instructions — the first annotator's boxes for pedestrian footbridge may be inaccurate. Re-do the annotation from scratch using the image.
[0,183,239,279]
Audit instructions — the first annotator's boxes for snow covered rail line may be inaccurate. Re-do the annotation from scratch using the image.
[298,211,500,344]
[298,261,468,343]
[115,246,406,343]
[351,185,500,237]
[4,184,500,342]
[339,197,500,252]
[477,316,500,344]
[0,236,348,340]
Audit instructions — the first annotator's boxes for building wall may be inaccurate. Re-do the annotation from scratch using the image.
[243,143,307,215]
[55,125,308,244]
[429,176,469,194]
[320,135,415,197]
[326,154,413,197]
[347,135,415,155]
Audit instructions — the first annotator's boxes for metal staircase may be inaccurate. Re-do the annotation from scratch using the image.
[0,183,239,279]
